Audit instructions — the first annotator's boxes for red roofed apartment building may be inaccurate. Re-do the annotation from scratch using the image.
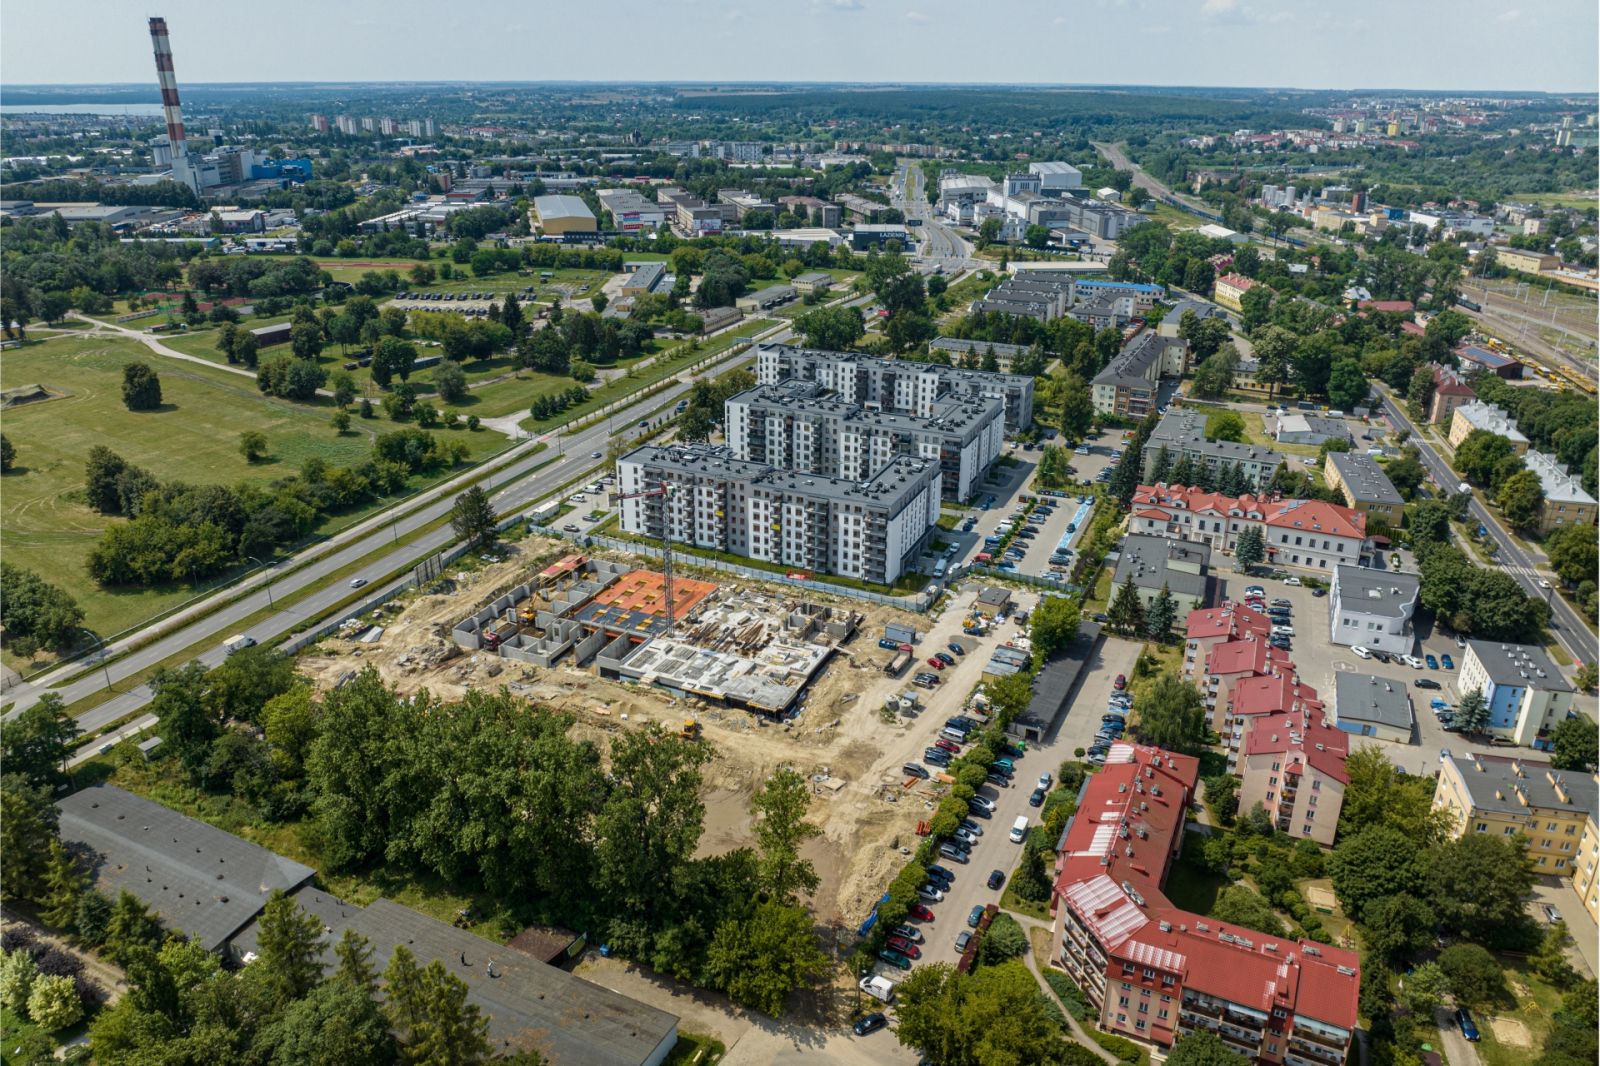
[1426,363,1475,426]
[1183,604,1273,682]
[1236,709,1349,846]
[1132,484,1372,573]
[1214,273,1258,312]
[1052,744,1361,1061]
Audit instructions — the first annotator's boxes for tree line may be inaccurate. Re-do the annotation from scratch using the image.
[83,429,467,588]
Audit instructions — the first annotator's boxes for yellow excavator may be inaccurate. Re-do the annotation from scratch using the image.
[679,719,702,740]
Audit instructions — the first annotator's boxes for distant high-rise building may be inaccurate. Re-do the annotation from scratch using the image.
[360,116,376,133]
[309,113,329,133]
[1350,190,1367,212]
[379,117,398,136]
[336,115,359,135]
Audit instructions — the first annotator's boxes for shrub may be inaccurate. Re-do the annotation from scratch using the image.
[1044,970,1090,1021]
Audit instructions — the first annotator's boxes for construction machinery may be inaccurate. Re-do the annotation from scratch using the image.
[680,719,702,740]
[615,479,678,628]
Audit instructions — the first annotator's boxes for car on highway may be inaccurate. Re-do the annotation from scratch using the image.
[1425,654,1439,669]
[968,905,986,928]
[877,949,912,971]
[590,451,603,459]
[1029,787,1046,807]
[1441,654,1455,669]
[349,577,368,589]
[1415,678,1442,690]
[909,904,935,922]
[853,1012,889,1036]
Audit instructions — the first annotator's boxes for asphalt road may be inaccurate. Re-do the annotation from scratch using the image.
[1376,392,1594,664]
[19,339,775,735]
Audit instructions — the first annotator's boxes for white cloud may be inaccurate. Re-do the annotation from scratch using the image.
[1496,7,1521,21]
[905,8,928,21]
[1200,0,1238,15]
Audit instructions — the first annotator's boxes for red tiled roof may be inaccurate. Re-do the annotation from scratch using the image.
[1242,709,1349,784]
[1358,299,1415,314]
[1400,320,1426,336]
[1261,498,1367,542]
[1185,603,1272,641]
[1053,743,1362,1032]
[1133,507,1173,521]
[1230,672,1324,720]
[1217,273,1257,291]
[1205,638,1292,680]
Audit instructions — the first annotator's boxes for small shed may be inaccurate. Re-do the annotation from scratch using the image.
[137,736,164,760]
[974,587,1012,615]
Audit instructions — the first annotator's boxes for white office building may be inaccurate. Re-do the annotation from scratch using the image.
[1328,565,1419,655]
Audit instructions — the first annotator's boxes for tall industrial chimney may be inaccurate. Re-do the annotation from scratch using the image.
[148,16,195,191]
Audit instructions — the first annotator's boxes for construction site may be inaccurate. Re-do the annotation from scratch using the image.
[294,528,1039,938]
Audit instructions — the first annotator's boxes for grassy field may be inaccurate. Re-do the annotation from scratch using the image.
[0,334,504,659]
[1140,201,1204,231]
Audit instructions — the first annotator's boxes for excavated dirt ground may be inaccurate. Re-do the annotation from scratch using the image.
[295,529,983,924]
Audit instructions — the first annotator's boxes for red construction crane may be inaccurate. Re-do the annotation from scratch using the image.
[615,480,678,629]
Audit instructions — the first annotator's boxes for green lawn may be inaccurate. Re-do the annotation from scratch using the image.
[1472,957,1568,1066]
[0,334,505,657]
[1162,853,1228,914]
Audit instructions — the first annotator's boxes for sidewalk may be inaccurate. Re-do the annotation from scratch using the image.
[1010,912,1121,1065]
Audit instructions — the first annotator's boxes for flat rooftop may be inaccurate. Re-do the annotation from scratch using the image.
[617,633,830,713]
[576,569,719,637]
[1333,672,1413,731]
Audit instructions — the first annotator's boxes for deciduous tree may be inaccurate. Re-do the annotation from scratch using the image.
[752,768,821,902]
[705,901,830,1016]
[121,361,162,411]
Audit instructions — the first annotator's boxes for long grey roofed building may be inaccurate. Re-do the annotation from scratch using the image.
[231,889,680,1066]
[1437,753,1597,820]
[1333,672,1414,734]
[1142,408,1283,490]
[1327,452,1404,509]
[58,784,315,953]
[1330,564,1419,619]
[60,785,680,1066]
[1462,639,1574,693]
[1111,534,1210,604]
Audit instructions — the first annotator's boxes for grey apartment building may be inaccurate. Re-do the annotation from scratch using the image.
[725,381,1003,502]
[617,445,940,585]
[1142,408,1284,490]
[756,342,1035,431]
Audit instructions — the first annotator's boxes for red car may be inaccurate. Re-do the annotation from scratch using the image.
[935,739,961,754]
[927,658,945,669]
[886,936,922,958]
[909,903,936,922]
[1113,674,1127,690]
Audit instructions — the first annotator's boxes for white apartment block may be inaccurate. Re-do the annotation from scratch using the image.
[757,342,1034,431]
[1457,639,1578,750]
[725,381,1002,503]
[617,445,939,585]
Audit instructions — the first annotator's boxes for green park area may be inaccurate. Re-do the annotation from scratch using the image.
[0,334,505,656]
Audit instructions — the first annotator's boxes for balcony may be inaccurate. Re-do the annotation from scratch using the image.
[1289,1037,1345,1064]
[1291,1023,1350,1051]
[1181,1000,1222,1020]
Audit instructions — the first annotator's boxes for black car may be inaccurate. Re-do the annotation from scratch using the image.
[854,1012,888,1037]
[1415,678,1442,690]
[926,864,955,885]
[1372,651,1391,663]
[987,869,1006,890]
[985,772,1010,788]
[1029,787,1046,807]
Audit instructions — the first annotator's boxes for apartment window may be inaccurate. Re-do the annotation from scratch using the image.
[1269,777,1278,786]
[1566,825,1577,835]
[1162,977,1174,988]
[1556,859,1568,869]
[1117,1014,1128,1025]
[1119,996,1131,1008]
[1312,779,1321,791]
[1143,968,1157,980]
[1504,826,1517,836]
[1136,1020,1148,1032]
[1538,856,1548,866]
[1475,822,1488,833]
[1274,1008,1288,1019]
[1309,794,1318,807]
[1160,1009,1171,1021]
[1547,822,1558,832]
[1272,762,1281,771]
[1138,1002,1149,1014]
[1303,825,1313,836]
[1306,808,1315,820]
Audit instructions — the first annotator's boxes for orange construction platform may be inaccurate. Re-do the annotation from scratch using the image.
[589,567,717,621]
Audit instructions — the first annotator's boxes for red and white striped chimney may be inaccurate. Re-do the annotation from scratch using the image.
[147,17,187,156]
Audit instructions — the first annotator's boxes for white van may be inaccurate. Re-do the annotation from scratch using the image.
[1352,645,1373,659]
[1009,815,1030,843]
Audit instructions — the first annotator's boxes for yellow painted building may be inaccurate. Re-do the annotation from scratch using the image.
[1212,273,1255,312]
[1433,753,1598,917]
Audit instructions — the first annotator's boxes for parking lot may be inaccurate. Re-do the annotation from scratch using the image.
[1208,569,1528,775]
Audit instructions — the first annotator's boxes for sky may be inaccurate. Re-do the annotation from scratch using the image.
[2,0,1596,93]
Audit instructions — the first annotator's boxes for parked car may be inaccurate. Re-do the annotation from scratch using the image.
[947,642,965,656]
[927,658,945,670]
[1401,654,1424,669]
[1415,679,1442,690]
[1245,585,1266,598]
[917,885,945,903]
[1312,588,1326,597]
[987,869,1006,890]
[1425,654,1439,669]
[1029,787,1046,807]
[968,905,986,928]
[877,950,912,971]
[1114,674,1127,690]
[1283,577,1303,586]
[902,763,929,780]
[909,904,935,922]
[1038,772,1053,789]
[935,738,961,754]
[885,937,922,959]
[854,1012,889,1036]
[954,931,973,953]
[939,842,971,863]
[985,772,1010,788]
[891,924,923,943]
[1372,651,1391,664]
[1352,646,1373,660]
[1441,654,1455,669]
[966,801,992,819]
[935,652,956,666]
[1543,904,1563,923]
[953,828,980,846]
[959,818,984,837]
[1271,598,1292,607]
[926,864,954,885]
[1456,1008,1480,1042]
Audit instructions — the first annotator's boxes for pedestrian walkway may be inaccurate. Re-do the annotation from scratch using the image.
[1007,912,1121,1065]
